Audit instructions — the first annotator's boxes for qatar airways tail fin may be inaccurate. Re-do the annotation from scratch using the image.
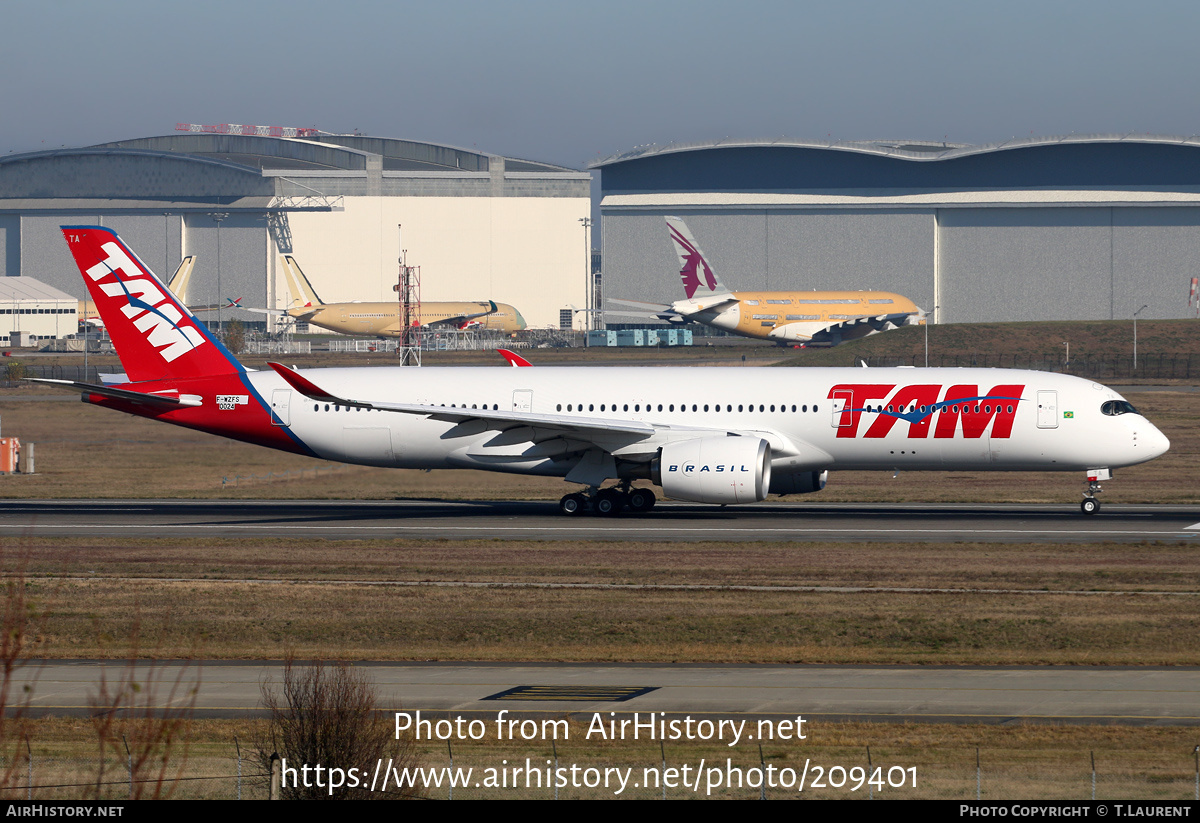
[61,226,243,383]
[665,216,731,300]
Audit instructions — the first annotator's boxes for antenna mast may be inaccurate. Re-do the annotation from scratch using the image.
[395,224,421,366]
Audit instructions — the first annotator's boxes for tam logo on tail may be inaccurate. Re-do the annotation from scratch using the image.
[63,226,241,382]
[82,240,206,363]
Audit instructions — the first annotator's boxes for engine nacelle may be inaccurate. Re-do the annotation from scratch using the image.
[652,437,771,505]
[769,469,828,496]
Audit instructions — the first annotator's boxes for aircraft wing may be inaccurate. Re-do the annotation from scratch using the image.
[26,378,202,408]
[267,362,798,483]
[269,362,654,436]
[605,299,688,323]
[424,301,499,329]
[607,298,671,311]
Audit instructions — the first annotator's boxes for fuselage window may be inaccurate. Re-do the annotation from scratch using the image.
[624,404,629,412]
[692,404,697,412]
[1007,405,1013,414]
[658,404,663,411]
[669,404,674,412]
[556,404,562,411]
[313,404,318,412]
[985,405,991,413]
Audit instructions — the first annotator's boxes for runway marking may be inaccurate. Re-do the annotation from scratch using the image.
[486,685,656,701]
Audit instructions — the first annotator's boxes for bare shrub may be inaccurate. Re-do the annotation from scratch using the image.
[0,563,42,797]
[256,658,421,800]
[87,656,198,800]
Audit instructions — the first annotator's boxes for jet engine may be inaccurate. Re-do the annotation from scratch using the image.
[651,437,771,504]
[769,469,828,496]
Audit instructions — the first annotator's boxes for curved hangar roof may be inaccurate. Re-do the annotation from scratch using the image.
[589,134,1200,193]
[0,133,577,211]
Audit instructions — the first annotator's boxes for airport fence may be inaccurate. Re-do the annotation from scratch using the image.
[3,744,1198,800]
[861,352,1200,379]
[241,340,312,355]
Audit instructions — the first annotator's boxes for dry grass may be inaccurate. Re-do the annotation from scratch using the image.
[11,717,1200,800]
[1,536,1195,663]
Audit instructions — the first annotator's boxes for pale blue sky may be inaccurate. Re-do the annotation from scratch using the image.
[2,0,1198,168]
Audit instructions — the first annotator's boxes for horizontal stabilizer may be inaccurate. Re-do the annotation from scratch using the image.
[27,378,202,408]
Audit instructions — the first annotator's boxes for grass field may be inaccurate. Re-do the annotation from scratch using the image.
[4,717,1197,800]
[0,327,1197,799]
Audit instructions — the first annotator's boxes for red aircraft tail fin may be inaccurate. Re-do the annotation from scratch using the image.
[61,226,243,383]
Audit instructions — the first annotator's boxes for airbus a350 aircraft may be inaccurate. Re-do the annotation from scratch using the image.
[251,255,527,337]
[41,227,1169,517]
[609,216,923,346]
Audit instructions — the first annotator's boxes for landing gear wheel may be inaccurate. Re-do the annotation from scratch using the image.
[560,493,587,516]
[1081,498,1100,515]
[594,489,625,517]
[628,488,656,512]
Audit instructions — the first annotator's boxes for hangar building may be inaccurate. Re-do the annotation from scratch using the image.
[0,133,591,332]
[0,277,77,346]
[590,135,1200,324]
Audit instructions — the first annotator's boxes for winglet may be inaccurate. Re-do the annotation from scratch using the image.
[497,348,532,367]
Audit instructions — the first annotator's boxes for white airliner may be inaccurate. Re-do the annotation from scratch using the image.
[41,227,1169,517]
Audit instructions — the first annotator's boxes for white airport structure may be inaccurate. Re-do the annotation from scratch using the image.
[0,132,591,333]
[591,135,1200,325]
[0,277,77,346]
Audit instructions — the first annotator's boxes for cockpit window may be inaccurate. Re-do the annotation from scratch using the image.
[1101,400,1139,416]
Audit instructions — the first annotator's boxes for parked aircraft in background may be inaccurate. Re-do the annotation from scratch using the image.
[248,255,526,337]
[44,227,1168,517]
[609,216,923,346]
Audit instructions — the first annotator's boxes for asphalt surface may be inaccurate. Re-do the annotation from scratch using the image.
[3,499,1200,543]
[15,661,1200,725]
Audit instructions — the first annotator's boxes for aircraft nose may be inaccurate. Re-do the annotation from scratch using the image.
[1143,423,1171,459]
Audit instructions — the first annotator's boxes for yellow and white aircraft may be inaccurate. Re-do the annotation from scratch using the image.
[609,216,923,346]
[252,256,527,337]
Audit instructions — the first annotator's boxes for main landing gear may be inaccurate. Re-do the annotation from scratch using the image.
[558,483,657,517]
[1080,468,1110,515]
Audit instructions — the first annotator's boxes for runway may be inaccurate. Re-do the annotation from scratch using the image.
[15,661,1200,725]
[3,499,1200,543]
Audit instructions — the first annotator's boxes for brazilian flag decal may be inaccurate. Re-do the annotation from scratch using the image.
[1063,411,1074,418]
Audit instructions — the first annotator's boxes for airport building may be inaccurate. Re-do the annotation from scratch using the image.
[0,277,77,346]
[590,135,1200,324]
[0,132,591,332]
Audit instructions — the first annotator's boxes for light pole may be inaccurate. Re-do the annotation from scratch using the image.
[1062,341,1069,368]
[579,217,591,346]
[923,304,938,368]
[212,213,228,337]
[1133,304,1148,370]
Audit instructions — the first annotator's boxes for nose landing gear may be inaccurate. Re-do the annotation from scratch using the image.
[1080,468,1111,515]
